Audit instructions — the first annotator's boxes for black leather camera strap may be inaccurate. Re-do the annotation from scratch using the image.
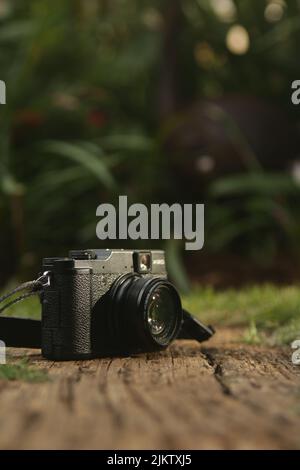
[179,309,215,342]
[0,277,47,348]
[0,313,214,349]
[0,316,41,348]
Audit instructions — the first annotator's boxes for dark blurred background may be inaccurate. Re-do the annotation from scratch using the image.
[1,0,300,290]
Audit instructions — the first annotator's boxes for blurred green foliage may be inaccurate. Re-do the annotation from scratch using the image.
[182,283,300,345]
[0,0,300,283]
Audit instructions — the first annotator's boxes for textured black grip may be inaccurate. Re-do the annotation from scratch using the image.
[41,268,92,360]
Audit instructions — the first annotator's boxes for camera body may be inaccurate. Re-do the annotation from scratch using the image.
[41,249,179,360]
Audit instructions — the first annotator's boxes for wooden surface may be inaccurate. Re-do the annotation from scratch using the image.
[1,328,300,450]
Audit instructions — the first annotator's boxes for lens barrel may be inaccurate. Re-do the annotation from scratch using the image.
[108,274,182,354]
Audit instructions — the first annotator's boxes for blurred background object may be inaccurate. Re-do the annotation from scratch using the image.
[1,0,300,289]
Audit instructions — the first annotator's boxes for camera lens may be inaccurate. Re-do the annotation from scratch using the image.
[147,285,178,338]
[107,274,182,353]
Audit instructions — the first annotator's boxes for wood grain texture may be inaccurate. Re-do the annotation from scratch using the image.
[0,329,300,450]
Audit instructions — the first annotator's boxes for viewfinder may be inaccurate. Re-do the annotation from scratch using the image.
[133,251,152,274]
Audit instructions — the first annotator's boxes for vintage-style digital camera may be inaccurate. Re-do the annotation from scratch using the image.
[0,249,214,360]
[40,249,214,360]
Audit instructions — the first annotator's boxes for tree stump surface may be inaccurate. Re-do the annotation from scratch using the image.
[0,328,300,450]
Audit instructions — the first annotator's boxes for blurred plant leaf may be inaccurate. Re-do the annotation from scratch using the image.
[0,173,25,196]
[254,17,300,52]
[165,239,190,294]
[41,141,116,190]
[210,173,300,197]
[99,134,154,153]
[0,20,34,42]
[29,167,95,203]
[208,216,273,251]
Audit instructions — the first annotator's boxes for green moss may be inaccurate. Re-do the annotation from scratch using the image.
[0,359,48,383]
[242,320,263,345]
